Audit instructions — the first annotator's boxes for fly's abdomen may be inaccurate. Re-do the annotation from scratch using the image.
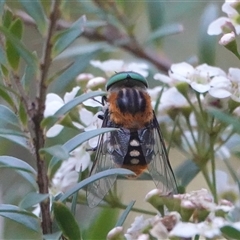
[108,87,153,128]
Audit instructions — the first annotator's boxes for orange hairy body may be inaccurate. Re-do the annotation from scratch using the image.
[107,89,153,129]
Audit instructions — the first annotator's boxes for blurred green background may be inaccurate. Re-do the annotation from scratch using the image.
[1,0,238,239]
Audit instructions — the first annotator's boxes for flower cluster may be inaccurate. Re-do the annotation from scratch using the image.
[208,0,240,46]
[107,189,238,240]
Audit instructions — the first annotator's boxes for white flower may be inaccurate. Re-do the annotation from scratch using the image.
[85,111,104,148]
[107,227,124,240]
[208,0,240,36]
[158,62,227,94]
[168,62,194,84]
[90,59,149,77]
[208,17,235,35]
[86,77,106,89]
[44,86,80,137]
[170,222,199,238]
[228,68,240,102]
[82,96,103,108]
[125,216,150,240]
[219,31,236,45]
[76,73,94,82]
[157,87,189,117]
[51,144,91,193]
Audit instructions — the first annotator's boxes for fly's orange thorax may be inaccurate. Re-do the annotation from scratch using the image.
[107,87,153,129]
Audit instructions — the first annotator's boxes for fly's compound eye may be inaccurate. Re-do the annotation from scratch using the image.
[106,71,148,90]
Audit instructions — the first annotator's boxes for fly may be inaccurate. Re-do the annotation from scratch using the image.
[87,71,178,207]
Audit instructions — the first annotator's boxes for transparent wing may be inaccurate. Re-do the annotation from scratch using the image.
[140,115,178,195]
[86,113,129,208]
[86,131,117,208]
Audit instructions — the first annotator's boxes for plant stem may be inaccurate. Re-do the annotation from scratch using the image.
[34,0,61,234]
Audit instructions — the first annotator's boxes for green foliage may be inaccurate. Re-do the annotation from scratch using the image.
[52,15,86,58]
[0,204,41,233]
[19,0,47,35]
[53,201,81,240]
[6,18,23,71]
[198,3,218,65]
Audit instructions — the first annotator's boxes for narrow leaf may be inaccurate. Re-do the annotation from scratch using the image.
[21,64,37,92]
[59,168,134,202]
[3,9,13,29]
[44,232,62,240]
[49,51,99,94]
[53,202,81,240]
[175,159,200,187]
[19,101,28,126]
[0,134,28,149]
[198,3,218,65]
[0,155,37,188]
[6,18,23,70]
[19,192,49,209]
[147,1,165,31]
[0,0,5,20]
[0,25,38,68]
[19,0,47,35]
[0,204,41,232]
[42,91,106,129]
[208,108,240,134]
[0,87,15,108]
[0,104,21,129]
[48,128,117,178]
[147,23,183,43]
[40,145,69,160]
[52,15,86,58]
[221,225,240,238]
[115,200,136,227]
[0,155,36,175]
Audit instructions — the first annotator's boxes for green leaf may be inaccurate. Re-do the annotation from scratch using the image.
[0,104,21,129]
[0,155,36,175]
[0,47,7,65]
[48,128,117,178]
[6,18,23,71]
[21,64,37,92]
[0,204,41,233]
[49,51,99,94]
[0,86,15,108]
[0,0,5,21]
[19,0,47,35]
[3,9,13,29]
[53,201,81,240]
[0,128,27,137]
[42,91,106,129]
[44,232,62,240]
[147,1,165,31]
[19,101,28,126]
[40,145,69,160]
[221,225,240,239]
[175,159,200,187]
[0,25,38,69]
[0,134,28,149]
[19,192,49,209]
[115,200,135,227]
[52,15,86,58]
[85,207,119,240]
[147,23,183,43]
[56,42,111,60]
[0,155,37,188]
[59,168,134,202]
[198,3,218,65]
[208,108,240,134]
